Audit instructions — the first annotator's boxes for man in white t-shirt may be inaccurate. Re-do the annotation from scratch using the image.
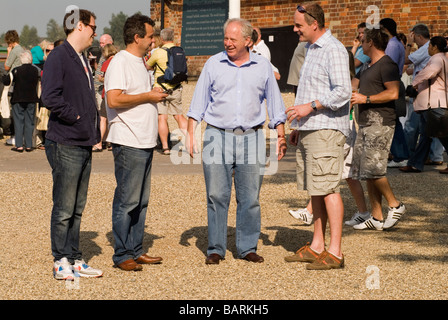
[105,14,168,272]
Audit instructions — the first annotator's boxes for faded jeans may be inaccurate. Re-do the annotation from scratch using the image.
[45,139,92,262]
[202,126,265,258]
[111,144,154,266]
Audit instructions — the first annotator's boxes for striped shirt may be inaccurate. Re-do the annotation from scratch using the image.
[292,30,351,136]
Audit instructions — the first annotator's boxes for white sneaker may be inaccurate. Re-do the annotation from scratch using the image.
[353,216,384,230]
[383,203,406,229]
[6,136,15,146]
[288,208,313,225]
[344,211,371,226]
[53,257,74,280]
[73,259,103,278]
[387,160,408,168]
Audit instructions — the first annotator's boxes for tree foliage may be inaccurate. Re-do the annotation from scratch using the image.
[103,11,129,50]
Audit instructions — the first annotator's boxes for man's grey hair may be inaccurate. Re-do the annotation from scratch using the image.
[412,24,430,39]
[224,18,253,39]
[20,50,33,64]
[160,28,174,42]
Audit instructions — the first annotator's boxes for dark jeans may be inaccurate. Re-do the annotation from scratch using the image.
[12,102,35,148]
[408,110,448,171]
[45,139,92,262]
[111,144,154,266]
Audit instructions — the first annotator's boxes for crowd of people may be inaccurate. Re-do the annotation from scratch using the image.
[1,2,448,280]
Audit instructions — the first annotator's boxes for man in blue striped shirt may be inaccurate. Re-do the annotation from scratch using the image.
[285,3,351,270]
[187,18,287,265]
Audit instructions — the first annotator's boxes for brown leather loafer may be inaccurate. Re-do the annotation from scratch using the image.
[439,167,448,174]
[399,165,421,173]
[116,259,143,271]
[135,254,163,264]
[243,252,264,263]
[205,253,223,264]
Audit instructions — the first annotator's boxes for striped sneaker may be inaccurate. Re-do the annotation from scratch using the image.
[288,208,313,225]
[53,257,74,280]
[353,216,384,230]
[344,211,370,226]
[306,251,345,270]
[73,260,103,278]
[284,242,321,263]
[383,202,405,230]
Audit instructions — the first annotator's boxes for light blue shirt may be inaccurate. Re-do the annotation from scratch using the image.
[409,41,430,77]
[187,51,286,130]
[385,36,405,75]
[293,30,351,136]
[354,46,371,75]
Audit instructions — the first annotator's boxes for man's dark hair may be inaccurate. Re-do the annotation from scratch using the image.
[63,9,96,36]
[380,18,397,37]
[123,14,155,46]
[301,2,325,29]
[357,22,367,29]
[365,28,390,51]
[412,24,430,39]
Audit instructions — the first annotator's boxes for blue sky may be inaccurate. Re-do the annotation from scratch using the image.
[0,0,151,37]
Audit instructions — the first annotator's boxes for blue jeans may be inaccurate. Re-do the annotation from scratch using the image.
[408,111,436,171]
[202,126,265,258]
[45,139,92,262]
[111,144,154,266]
[390,118,409,162]
[12,102,36,148]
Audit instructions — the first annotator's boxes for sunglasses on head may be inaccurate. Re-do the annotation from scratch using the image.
[297,5,317,21]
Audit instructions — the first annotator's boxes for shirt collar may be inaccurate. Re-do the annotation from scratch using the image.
[306,29,332,49]
[219,50,259,66]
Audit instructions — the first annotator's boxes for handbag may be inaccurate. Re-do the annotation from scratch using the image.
[36,106,50,131]
[425,59,448,138]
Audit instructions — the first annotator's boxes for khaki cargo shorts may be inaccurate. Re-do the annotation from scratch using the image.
[157,86,183,115]
[295,129,346,196]
[352,124,395,180]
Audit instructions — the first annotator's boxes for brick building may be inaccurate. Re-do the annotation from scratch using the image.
[150,0,448,90]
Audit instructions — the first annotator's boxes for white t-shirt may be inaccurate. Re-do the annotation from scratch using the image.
[105,50,158,149]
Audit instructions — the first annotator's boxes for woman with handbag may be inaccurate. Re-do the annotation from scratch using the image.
[399,36,448,173]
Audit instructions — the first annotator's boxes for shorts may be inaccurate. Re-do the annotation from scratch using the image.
[352,124,395,180]
[157,86,183,115]
[342,119,356,180]
[295,129,346,196]
[99,99,107,118]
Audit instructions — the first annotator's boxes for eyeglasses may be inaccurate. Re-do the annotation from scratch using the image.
[84,23,97,33]
[297,5,317,22]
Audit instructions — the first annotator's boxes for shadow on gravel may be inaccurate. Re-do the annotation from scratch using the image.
[178,226,304,258]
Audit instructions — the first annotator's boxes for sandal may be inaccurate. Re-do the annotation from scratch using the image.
[92,145,103,152]
[11,147,24,153]
[162,148,171,155]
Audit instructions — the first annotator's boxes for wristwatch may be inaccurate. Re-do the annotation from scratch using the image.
[366,96,371,104]
[310,100,317,111]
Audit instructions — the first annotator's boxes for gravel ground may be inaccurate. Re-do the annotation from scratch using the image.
[0,82,447,302]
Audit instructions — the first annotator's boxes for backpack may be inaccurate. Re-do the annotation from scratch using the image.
[156,46,188,90]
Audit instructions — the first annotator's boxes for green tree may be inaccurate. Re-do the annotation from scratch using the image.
[46,19,66,42]
[20,25,40,49]
[103,11,130,49]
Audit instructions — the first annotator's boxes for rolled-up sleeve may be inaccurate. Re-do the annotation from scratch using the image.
[319,49,352,111]
[187,60,211,122]
[265,70,286,129]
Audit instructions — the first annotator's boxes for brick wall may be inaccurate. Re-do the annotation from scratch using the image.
[151,0,448,77]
